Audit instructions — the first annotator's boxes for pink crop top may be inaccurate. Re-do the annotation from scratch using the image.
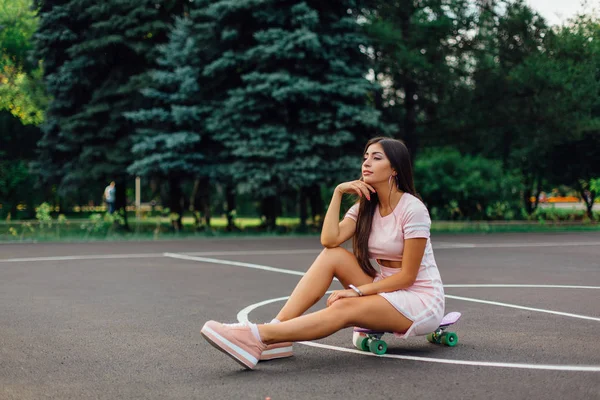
[344,193,431,262]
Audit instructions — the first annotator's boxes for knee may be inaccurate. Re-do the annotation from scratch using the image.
[328,298,356,324]
[320,246,351,260]
[317,247,347,268]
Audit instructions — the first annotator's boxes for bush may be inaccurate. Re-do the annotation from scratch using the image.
[529,206,596,222]
[414,148,523,220]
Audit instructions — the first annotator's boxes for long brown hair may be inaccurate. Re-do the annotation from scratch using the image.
[352,137,420,277]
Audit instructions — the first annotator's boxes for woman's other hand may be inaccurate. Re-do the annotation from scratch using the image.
[326,289,360,307]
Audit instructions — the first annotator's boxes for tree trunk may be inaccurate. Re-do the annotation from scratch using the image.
[8,201,17,220]
[199,177,211,228]
[189,178,211,229]
[533,179,542,212]
[299,187,308,230]
[523,187,533,215]
[577,183,596,220]
[261,195,279,231]
[585,195,595,220]
[168,177,183,232]
[308,184,324,227]
[522,173,542,215]
[225,185,237,231]
[189,178,202,228]
[115,177,130,231]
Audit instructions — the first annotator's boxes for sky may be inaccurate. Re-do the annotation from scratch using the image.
[525,0,598,25]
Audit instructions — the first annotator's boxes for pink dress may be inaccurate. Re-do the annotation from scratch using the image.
[345,193,445,337]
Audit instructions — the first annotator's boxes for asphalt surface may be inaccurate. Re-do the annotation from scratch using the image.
[1,232,599,400]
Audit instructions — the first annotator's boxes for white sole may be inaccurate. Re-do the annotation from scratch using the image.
[200,327,257,370]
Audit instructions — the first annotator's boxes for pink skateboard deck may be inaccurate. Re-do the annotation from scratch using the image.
[352,312,462,354]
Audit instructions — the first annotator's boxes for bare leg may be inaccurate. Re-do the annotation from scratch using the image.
[275,247,374,322]
[261,295,413,344]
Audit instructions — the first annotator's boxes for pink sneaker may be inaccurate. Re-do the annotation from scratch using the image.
[200,321,266,370]
[260,342,293,361]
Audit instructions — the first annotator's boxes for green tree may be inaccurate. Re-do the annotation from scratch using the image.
[205,0,389,229]
[546,15,600,219]
[461,0,598,214]
[0,110,43,219]
[0,0,47,125]
[32,0,91,205]
[512,5,595,214]
[0,0,45,218]
[356,0,478,158]
[125,5,219,230]
[34,0,186,225]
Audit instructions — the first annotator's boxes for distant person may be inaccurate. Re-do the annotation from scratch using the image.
[200,137,445,369]
[104,181,116,214]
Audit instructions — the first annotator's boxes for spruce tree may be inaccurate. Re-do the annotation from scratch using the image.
[32,0,89,200]
[125,4,219,230]
[34,0,185,223]
[205,0,388,229]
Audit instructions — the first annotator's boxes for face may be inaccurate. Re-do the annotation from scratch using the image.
[362,143,395,183]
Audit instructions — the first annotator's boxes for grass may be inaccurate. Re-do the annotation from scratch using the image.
[0,214,599,243]
[431,220,600,233]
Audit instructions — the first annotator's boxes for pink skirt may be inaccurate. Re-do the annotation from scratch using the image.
[373,261,445,338]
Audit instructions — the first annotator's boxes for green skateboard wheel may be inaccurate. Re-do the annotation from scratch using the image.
[359,337,370,351]
[441,332,458,347]
[369,339,387,355]
[352,332,370,351]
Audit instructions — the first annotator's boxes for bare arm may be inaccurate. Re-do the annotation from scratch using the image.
[320,189,355,248]
[320,181,375,248]
[356,238,427,294]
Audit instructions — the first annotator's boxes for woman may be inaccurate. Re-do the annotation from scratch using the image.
[201,137,445,370]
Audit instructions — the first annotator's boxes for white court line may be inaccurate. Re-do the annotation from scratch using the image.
[181,241,600,252]
[2,239,599,263]
[184,249,321,256]
[0,249,320,263]
[0,250,319,263]
[0,249,322,263]
[0,253,162,263]
[445,295,600,322]
[164,253,307,277]
[236,295,600,372]
[172,253,600,320]
[183,241,600,252]
[189,252,600,370]
[2,248,598,371]
[445,284,600,289]
[298,342,600,372]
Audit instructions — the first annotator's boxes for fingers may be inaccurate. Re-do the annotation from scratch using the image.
[355,181,376,194]
[339,181,376,199]
[327,290,343,307]
[326,292,337,307]
[349,183,366,199]
[363,182,376,193]
[351,182,375,200]
[327,289,359,307]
